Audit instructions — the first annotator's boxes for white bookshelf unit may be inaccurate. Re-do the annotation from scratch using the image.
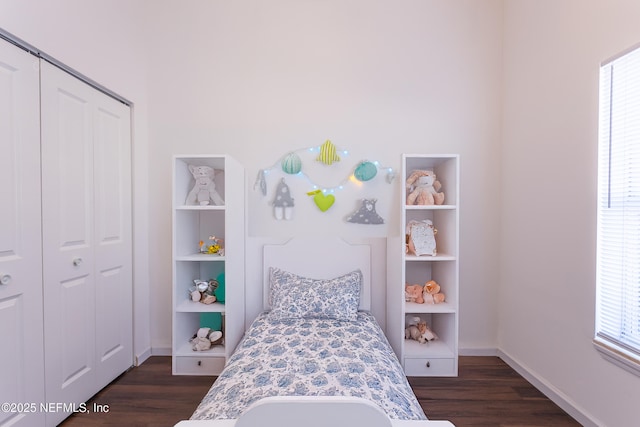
[172,155,245,375]
[394,154,459,376]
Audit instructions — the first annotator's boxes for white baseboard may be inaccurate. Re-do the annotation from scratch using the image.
[497,349,601,427]
[458,347,498,356]
[135,347,152,366]
[151,346,172,356]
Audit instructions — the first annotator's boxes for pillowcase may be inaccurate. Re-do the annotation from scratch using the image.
[268,268,362,321]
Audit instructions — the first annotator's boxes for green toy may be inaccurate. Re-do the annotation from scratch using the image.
[214,272,225,303]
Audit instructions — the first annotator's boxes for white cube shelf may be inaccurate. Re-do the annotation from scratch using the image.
[172,155,245,375]
[388,154,459,377]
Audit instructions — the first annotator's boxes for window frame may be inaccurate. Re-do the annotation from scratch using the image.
[594,43,640,376]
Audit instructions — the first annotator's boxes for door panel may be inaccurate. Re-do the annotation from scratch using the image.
[57,90,93,248]
[41,61,97,426]
[60,275,93,388]
[0,39,45,427]
[93,96,132,389]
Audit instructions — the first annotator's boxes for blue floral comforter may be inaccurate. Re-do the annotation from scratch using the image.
[190,311,427,420]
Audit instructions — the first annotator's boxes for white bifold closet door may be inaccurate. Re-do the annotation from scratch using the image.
[0,37,46,427]
[40,60,133,426]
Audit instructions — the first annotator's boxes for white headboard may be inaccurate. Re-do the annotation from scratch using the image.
[263,238,372,312]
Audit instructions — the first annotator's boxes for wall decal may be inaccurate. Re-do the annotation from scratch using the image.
[281,152,302,174]
[254,169,267,196]
[255,140,395,196]
[272,178,294,220]
[256,141,396,224]
[346,198,385,224]
[307,189,335,212]
[316,139,341,165]
[353,161,378,182]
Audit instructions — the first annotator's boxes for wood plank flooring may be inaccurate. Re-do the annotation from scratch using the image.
[60,356,580,427]
[408,357,581,426]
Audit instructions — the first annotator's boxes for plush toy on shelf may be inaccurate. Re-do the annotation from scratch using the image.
[423,280,446,304]
[185,164,225,206]
[405,169,444,205]
[214,273,225,303]
[190,279,218,304]
[199,236,224,256]
[190,327,223,351]
[405,283,425,304]
[207,236,224,255]
[406,219,438,257]
[404,315,438,344]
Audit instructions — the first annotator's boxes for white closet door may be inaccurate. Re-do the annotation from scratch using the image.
[0,39,45,427]
[92,83,133,390]
[41,61,97,425]
[40,60,132,425]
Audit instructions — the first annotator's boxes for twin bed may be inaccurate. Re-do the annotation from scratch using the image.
[175,238,454,427]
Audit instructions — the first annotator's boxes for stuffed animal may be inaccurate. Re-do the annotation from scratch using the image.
[404,316,437,343]
[423,280,445,304]
[206,236,224,255]
[406,219,438,257]
[405,314,422,327]
[405,283,424,304]
[190,279,218,304]
[190,327,223,351]
[405,169,444,205]
[186,165,225,206]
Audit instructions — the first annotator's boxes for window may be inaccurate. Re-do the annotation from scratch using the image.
[595,44,640,374]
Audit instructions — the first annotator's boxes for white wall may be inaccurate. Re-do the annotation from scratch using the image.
[0,0,152,362]
[500,1,640,426]
[143,0,503,354]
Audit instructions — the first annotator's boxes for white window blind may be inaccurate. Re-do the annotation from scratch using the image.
[595,44,640,372]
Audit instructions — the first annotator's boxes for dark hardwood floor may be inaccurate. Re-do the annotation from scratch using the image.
[60,356,580,427]
[408,357,581,427]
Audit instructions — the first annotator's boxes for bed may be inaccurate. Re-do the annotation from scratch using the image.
[175,238,454,427]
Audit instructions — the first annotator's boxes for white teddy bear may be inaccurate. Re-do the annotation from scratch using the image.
[185,165,225,206]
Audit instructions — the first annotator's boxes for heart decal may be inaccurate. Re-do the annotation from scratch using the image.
[305,190,336,212]
[314,192,335,212]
